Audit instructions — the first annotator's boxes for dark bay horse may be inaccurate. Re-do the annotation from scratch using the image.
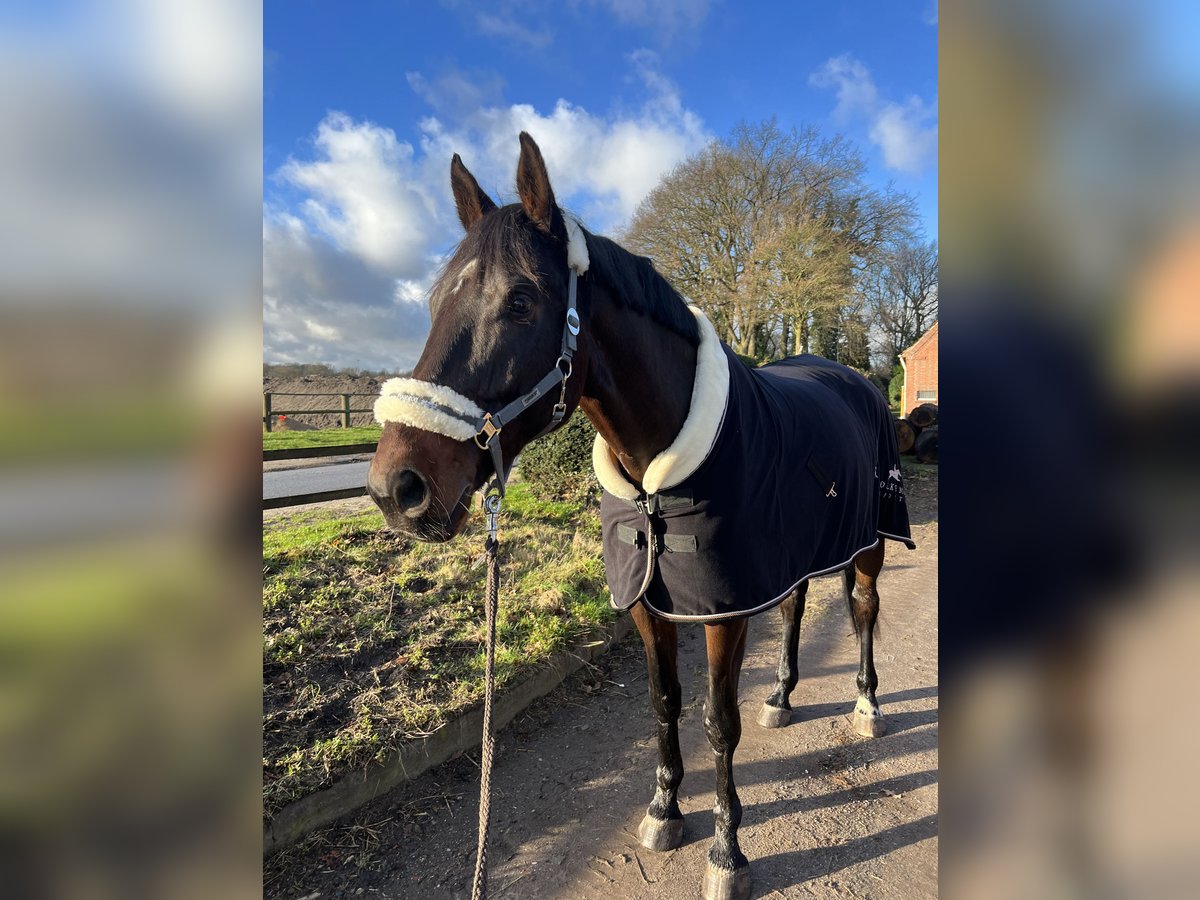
[367,133,911,900]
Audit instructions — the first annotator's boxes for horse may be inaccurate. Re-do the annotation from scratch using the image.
[366,132,915,900]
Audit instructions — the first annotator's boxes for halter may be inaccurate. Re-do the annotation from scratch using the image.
[472,268,580,496]
[375,257,584,499]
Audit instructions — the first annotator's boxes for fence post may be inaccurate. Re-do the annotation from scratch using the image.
[263,393,272,432]
[342,393,351,429]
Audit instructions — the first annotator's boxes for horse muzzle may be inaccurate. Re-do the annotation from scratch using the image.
[367,429,478,542]
[367,466,432,519]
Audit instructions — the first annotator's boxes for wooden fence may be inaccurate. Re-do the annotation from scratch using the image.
[263,442,379,463]
[263,393,380,508]
[262,392,377,432]
[262,439,378,510]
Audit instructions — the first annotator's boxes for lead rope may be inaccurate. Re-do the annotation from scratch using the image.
[471,487,503,900]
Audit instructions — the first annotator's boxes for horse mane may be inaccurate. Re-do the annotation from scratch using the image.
[581,228,700,346]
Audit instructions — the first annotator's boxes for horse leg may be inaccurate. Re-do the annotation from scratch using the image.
[846,541,887,738]
[757,582,808,728]
[701,618,752,900]
[631,603,686,852]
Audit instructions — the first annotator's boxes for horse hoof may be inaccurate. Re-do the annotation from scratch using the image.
[702,863,752,900]
[638,813,684,851]
[852,708,887,738]
[757,703,791,728]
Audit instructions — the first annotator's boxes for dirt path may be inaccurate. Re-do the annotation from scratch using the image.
[266,475,937,899]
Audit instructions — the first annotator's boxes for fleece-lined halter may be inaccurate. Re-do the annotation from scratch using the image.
[374,216,590,496]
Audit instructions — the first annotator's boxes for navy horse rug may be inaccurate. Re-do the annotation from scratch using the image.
[593,308,916,622]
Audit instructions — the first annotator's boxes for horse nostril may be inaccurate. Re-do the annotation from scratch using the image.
[392,468,430,516]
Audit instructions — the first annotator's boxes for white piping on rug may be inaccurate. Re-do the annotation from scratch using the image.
[592,305,730,499]
[876,530,917,548]
[374,377,484,442]
[630,538,884,623]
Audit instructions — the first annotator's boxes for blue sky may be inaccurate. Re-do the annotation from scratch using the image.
[265,0,938,370]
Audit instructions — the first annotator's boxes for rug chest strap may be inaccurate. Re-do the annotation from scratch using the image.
[616,524,697,553]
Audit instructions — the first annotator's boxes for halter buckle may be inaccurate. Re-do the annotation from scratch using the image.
[474,414,501,449]
[556,356,573,379]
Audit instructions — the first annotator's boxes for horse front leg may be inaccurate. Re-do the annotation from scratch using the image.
[846,541,888,737]
[757,582,808,728]
[631,602,686,851]
[702,618,751,900]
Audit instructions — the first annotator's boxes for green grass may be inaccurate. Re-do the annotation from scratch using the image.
[263,425,382,451]
[262,482,612,816]
[900,456,939,477]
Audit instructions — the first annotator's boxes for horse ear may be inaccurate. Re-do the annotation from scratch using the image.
[515,132,565,238]
[450,153,497,232]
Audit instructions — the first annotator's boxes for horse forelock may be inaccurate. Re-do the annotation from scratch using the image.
[425,203,700,359]
[429,205,553,317]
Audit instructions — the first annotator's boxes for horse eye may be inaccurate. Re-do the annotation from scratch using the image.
[507,295,532,318]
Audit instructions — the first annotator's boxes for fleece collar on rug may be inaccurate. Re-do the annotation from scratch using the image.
[592,306,730,501]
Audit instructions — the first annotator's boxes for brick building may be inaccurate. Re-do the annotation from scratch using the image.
[899,321,938,416]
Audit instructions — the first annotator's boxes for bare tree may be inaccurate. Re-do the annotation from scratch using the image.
[623,119,916,362]
[866,239,939,372]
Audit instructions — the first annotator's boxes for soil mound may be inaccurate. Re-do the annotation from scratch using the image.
[263,373,393,429]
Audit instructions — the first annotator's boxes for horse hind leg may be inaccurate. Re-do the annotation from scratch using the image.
[630,603,686,852]
[846,542,888,738]
[757,582,808,728]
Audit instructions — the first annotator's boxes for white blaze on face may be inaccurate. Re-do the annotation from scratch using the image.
[451,258,478,294]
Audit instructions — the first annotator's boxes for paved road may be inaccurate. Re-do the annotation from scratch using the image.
[262,460,370,501]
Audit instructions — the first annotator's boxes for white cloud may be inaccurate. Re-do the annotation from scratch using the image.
[812,55,880,123]
[810,54,937,176]
[870,97,938,175]
[266,57,709,369]
[278,113,449,278]
[416,53,708,224]
[924,2,938,26]
[591,0,713,40]
[475,12,553,48]
[263,212,438,370]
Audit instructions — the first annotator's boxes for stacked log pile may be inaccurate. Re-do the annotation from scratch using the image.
[893,403,938,464]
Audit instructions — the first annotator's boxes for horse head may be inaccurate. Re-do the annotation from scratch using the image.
[367,133,590,540]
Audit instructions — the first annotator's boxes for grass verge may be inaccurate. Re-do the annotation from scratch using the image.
[263,482,611,818]
[263,425,382,452]
[900,457,939,478]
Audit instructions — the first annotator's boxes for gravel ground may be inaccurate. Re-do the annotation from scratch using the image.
[265,472,938,899]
